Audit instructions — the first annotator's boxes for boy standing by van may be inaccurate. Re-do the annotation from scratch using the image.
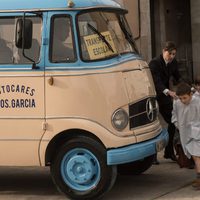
[172,82,200,189]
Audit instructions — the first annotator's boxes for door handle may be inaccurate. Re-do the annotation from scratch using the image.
[48,77,54,86]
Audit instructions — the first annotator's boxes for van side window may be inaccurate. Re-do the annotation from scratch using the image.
[0,38,13,64]
[50,16,76,63]
[0,17,42,64]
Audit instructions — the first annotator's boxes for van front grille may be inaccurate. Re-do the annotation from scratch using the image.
[129,97,158,129]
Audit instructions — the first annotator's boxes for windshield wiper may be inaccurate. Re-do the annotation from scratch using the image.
[118,16,138,54]
[87,23,114,53]
[100,13,120,55]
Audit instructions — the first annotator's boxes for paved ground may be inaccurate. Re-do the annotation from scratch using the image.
[105,152,199,200]
[0,151,199,200]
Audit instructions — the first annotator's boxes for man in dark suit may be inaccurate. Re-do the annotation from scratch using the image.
[149,41,181,162]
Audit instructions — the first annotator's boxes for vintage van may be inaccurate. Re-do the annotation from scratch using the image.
[0,0,168,199]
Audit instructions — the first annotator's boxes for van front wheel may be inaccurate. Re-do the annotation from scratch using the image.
[50,136,117,200]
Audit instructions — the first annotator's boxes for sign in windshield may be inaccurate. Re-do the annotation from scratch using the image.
[83,31,117,60]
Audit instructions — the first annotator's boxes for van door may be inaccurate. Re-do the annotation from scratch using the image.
[44,13,77,118]
[0,14,44,166]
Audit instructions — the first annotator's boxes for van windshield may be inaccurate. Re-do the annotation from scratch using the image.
[78,11,138,61]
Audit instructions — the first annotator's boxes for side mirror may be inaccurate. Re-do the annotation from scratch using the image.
[15,18,33,49]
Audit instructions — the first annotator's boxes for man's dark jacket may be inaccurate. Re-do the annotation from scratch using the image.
[149,54,181,105]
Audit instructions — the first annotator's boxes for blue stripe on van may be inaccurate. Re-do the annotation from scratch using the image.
[45,54,141,71]
[0,54,141,72]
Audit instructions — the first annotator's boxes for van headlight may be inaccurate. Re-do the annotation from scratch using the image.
[112,109,128,131]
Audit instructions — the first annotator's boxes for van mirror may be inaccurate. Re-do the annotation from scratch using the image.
[15,18,33,49]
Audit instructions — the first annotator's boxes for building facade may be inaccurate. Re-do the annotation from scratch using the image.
[116,0,200,82]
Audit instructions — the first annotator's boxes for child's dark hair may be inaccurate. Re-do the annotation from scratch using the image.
[176,82,192,96]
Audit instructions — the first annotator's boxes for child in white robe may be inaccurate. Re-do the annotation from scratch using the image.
[172,82,200,189]
[193,78,200,98]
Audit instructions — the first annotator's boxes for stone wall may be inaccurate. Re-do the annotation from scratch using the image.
[114,0,152,62]
[190,1,200,79]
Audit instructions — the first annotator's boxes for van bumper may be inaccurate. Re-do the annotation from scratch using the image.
[107,128,168,165]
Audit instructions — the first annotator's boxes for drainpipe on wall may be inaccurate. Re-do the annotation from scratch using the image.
[134,0,141,41]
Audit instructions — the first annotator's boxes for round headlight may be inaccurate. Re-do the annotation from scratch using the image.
[112,109,128,131]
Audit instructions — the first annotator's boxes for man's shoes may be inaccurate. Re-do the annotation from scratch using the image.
[152,159,160,165]
[188,163,195,169]
[152,154,160,165]
[192,179,200,189]
[164,154,177,162]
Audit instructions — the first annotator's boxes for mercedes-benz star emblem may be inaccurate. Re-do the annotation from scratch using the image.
[146,98,154,122]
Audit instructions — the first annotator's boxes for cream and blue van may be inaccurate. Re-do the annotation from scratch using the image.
[0,0,168,199]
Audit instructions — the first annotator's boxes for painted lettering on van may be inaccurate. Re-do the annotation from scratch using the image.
[0,85,35,96]
[0,99,36,108]
[0,84,36,109]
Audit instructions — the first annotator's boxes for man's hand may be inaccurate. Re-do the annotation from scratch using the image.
[167,90,178,99]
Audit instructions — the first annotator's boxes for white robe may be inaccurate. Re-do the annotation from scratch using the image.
[172,96,200,158]
[193,91,200,98]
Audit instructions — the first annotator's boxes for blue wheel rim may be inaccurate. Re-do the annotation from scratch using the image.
[61,148,101,191]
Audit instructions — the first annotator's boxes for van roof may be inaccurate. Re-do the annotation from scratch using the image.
[0,0,122,12]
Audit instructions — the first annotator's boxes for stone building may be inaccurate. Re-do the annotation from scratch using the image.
[116,0,200,82]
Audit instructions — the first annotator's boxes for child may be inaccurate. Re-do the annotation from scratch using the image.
[193,77,200,98]
[172,82,200,189]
